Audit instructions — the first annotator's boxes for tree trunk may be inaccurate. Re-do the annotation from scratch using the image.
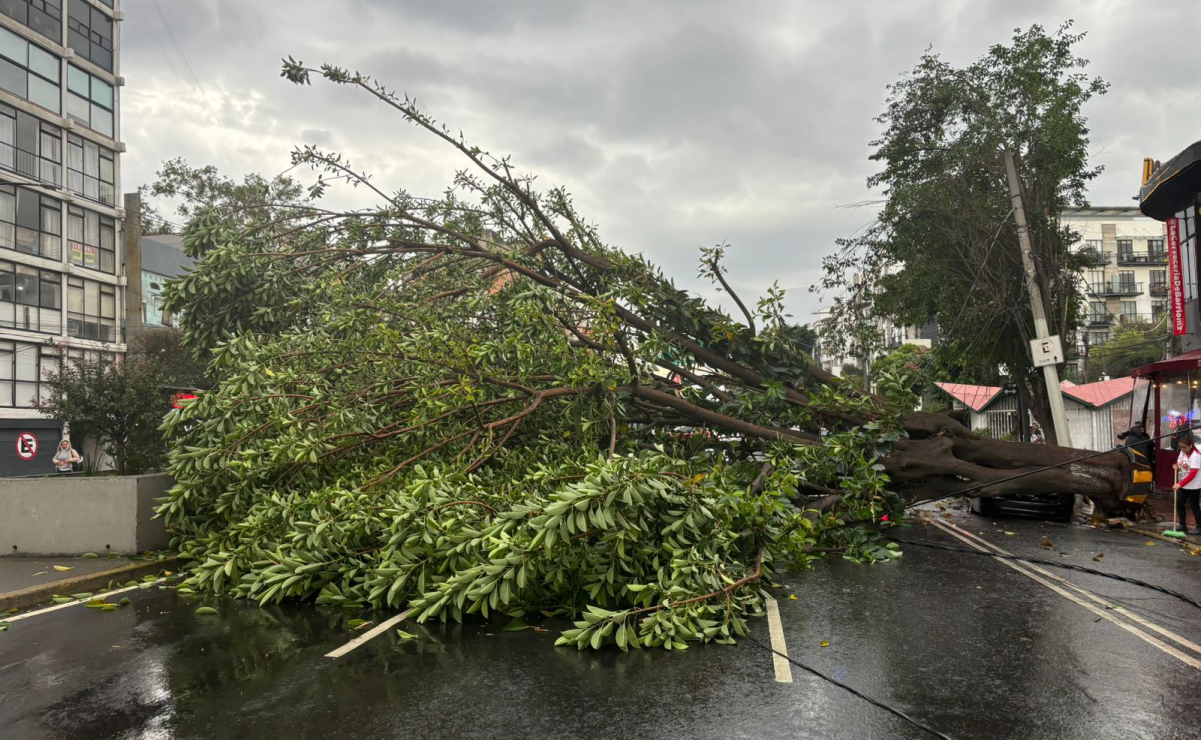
[880,411,1129,512]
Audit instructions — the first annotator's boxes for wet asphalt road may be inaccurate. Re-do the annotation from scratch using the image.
[1,512,1198,740]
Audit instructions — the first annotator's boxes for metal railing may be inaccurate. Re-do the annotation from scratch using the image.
[1117,313,1154,325]
[1087,314,1109,327]
[1077,249,1111,266]
[1116,250,1168,266]
[0,140,61,187]
[1088,281,1143,297]
[0,305,62,334]
[1150,282,1168,296]
[66,169,117,207]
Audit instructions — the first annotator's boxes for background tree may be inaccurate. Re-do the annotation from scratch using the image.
[1085,320,1170,382]
[38,355,169,475]
[819,23,1107,444]
[152,57,1131,653]
[142,157,310,229]
[127,327,211,389]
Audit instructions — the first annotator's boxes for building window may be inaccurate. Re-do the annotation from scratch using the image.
[65,345,115,367]
[0,340,59,407]
[0,25,60,113]
[66,64,113,138]
[0,259,60,333]
[0,0,62,44]
[1089,331,1108,346]
[0,104,60,186]
[1088,301,1106,324]
[1148,238,1165,258]
[67,0,112,71]
[1120,301,1138,322]
[1116,238,1133,261]
[1152,300,1168,321]
[67,275,116,342]
[66,133,115,205]
[67,204,114,273]
[0,185,61,260]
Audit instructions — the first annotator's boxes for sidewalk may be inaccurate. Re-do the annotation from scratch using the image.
[1129,493,1201,546]
[0,554,178,611]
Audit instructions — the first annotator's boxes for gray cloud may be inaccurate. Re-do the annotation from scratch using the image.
[118,0,1201,324]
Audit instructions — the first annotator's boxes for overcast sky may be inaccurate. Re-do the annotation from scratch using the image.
[118,0,1200,323]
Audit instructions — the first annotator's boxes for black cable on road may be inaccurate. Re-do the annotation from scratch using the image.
[744,635,958,740]
[885,534,1201,611]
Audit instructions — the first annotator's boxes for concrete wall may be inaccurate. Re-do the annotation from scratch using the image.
[0,473,173,556]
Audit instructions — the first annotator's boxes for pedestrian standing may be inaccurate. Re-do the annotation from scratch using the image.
[52,439,80,474]
[1172,434,1201,534]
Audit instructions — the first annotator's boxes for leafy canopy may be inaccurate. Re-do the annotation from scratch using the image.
[156,59,915,653]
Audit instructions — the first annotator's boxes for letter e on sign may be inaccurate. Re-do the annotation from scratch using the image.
[16,432,37,460]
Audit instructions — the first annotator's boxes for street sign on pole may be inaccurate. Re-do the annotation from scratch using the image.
[1029,335,1065,368]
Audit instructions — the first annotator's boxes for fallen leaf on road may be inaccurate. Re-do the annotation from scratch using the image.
[788,594,797,600]
[70,593,93,600]
[51,595,72,604]
[1092,553,1104,561]
[533,627,550,633]
[1145,541,1156,546]
[504,619,533,632]
[118,598,131,606]
[31,571,46,576]
[820,640,830,648]
[79,553,98,559]
[1019,637,1030,642]
[100,605,116,612]
[194,607,218,615]
[1041,536,1054,549]
[4,607,17,614]
[396,630,416,640]
[1004,531,1016,536]
[52,565,72,572]
[347,619,371,630]
[0,623,8,632]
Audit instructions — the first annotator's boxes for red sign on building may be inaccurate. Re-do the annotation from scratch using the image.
[1167,217,1188,336]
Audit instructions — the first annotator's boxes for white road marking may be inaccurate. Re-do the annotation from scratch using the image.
[765,598,793,683]
[926,518,1201,671]
[324,609,414,660]
[3,579,167,624]
[933,519,1201,657]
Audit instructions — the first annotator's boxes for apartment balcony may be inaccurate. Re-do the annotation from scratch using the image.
[0,141,61,189]
[1077,249,1111,267]
[1088,281,1143,297]
[1086,314,1110,327]
[1117,312,1154,326]
[1150,282,1168,296]
[1116,250,1168,266]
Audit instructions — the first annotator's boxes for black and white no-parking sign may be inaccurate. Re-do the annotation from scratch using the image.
[16,432,37,460]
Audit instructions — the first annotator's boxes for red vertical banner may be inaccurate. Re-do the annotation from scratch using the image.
[1167,217,1188,336]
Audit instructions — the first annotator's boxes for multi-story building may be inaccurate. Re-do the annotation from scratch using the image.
[0,0,125,475]
[1063,207,1169,352]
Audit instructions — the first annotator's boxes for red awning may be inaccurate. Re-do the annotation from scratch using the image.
[1131,349,1201,377]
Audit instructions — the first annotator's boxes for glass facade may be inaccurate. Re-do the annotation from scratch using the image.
[67,0,112,71]
[66,133,115,205]
[67,203,115,273]
[0,339,58,407]
[66,63,113,137]
[0,257,60,333]
[0,24,60,113]
[0,0,61,44]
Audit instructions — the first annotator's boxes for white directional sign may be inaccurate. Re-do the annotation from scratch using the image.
[1030,335,1065,368]
[16,432,37,460]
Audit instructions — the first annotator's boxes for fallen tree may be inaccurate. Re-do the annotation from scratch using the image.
[156,60,1129,651]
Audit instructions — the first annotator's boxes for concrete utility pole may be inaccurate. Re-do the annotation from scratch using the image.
[1003,148,1073,447]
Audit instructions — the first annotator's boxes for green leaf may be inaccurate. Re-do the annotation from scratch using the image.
[51,595,73,604]
[503,619,532,632]
[70,593,93,600]
[395,630,416,640]
[194,606,219,615]
[79,552,99,559]
[347,619,369,630]
[118,597,131,606]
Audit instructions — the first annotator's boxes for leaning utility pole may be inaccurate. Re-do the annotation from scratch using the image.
[1004,148,1073,447]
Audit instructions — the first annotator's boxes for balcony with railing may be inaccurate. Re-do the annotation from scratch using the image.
[0,141,60,188]
[1116,250,1168,266]
[1150,281,1168,296]
[1117,313,1154,326]
[1087,313,1110,327]
[1077,248,1111,267]
[1089,280,1143,297]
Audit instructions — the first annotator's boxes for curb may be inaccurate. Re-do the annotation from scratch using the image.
[0,556,181,612]
[1127,527,1201,548]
